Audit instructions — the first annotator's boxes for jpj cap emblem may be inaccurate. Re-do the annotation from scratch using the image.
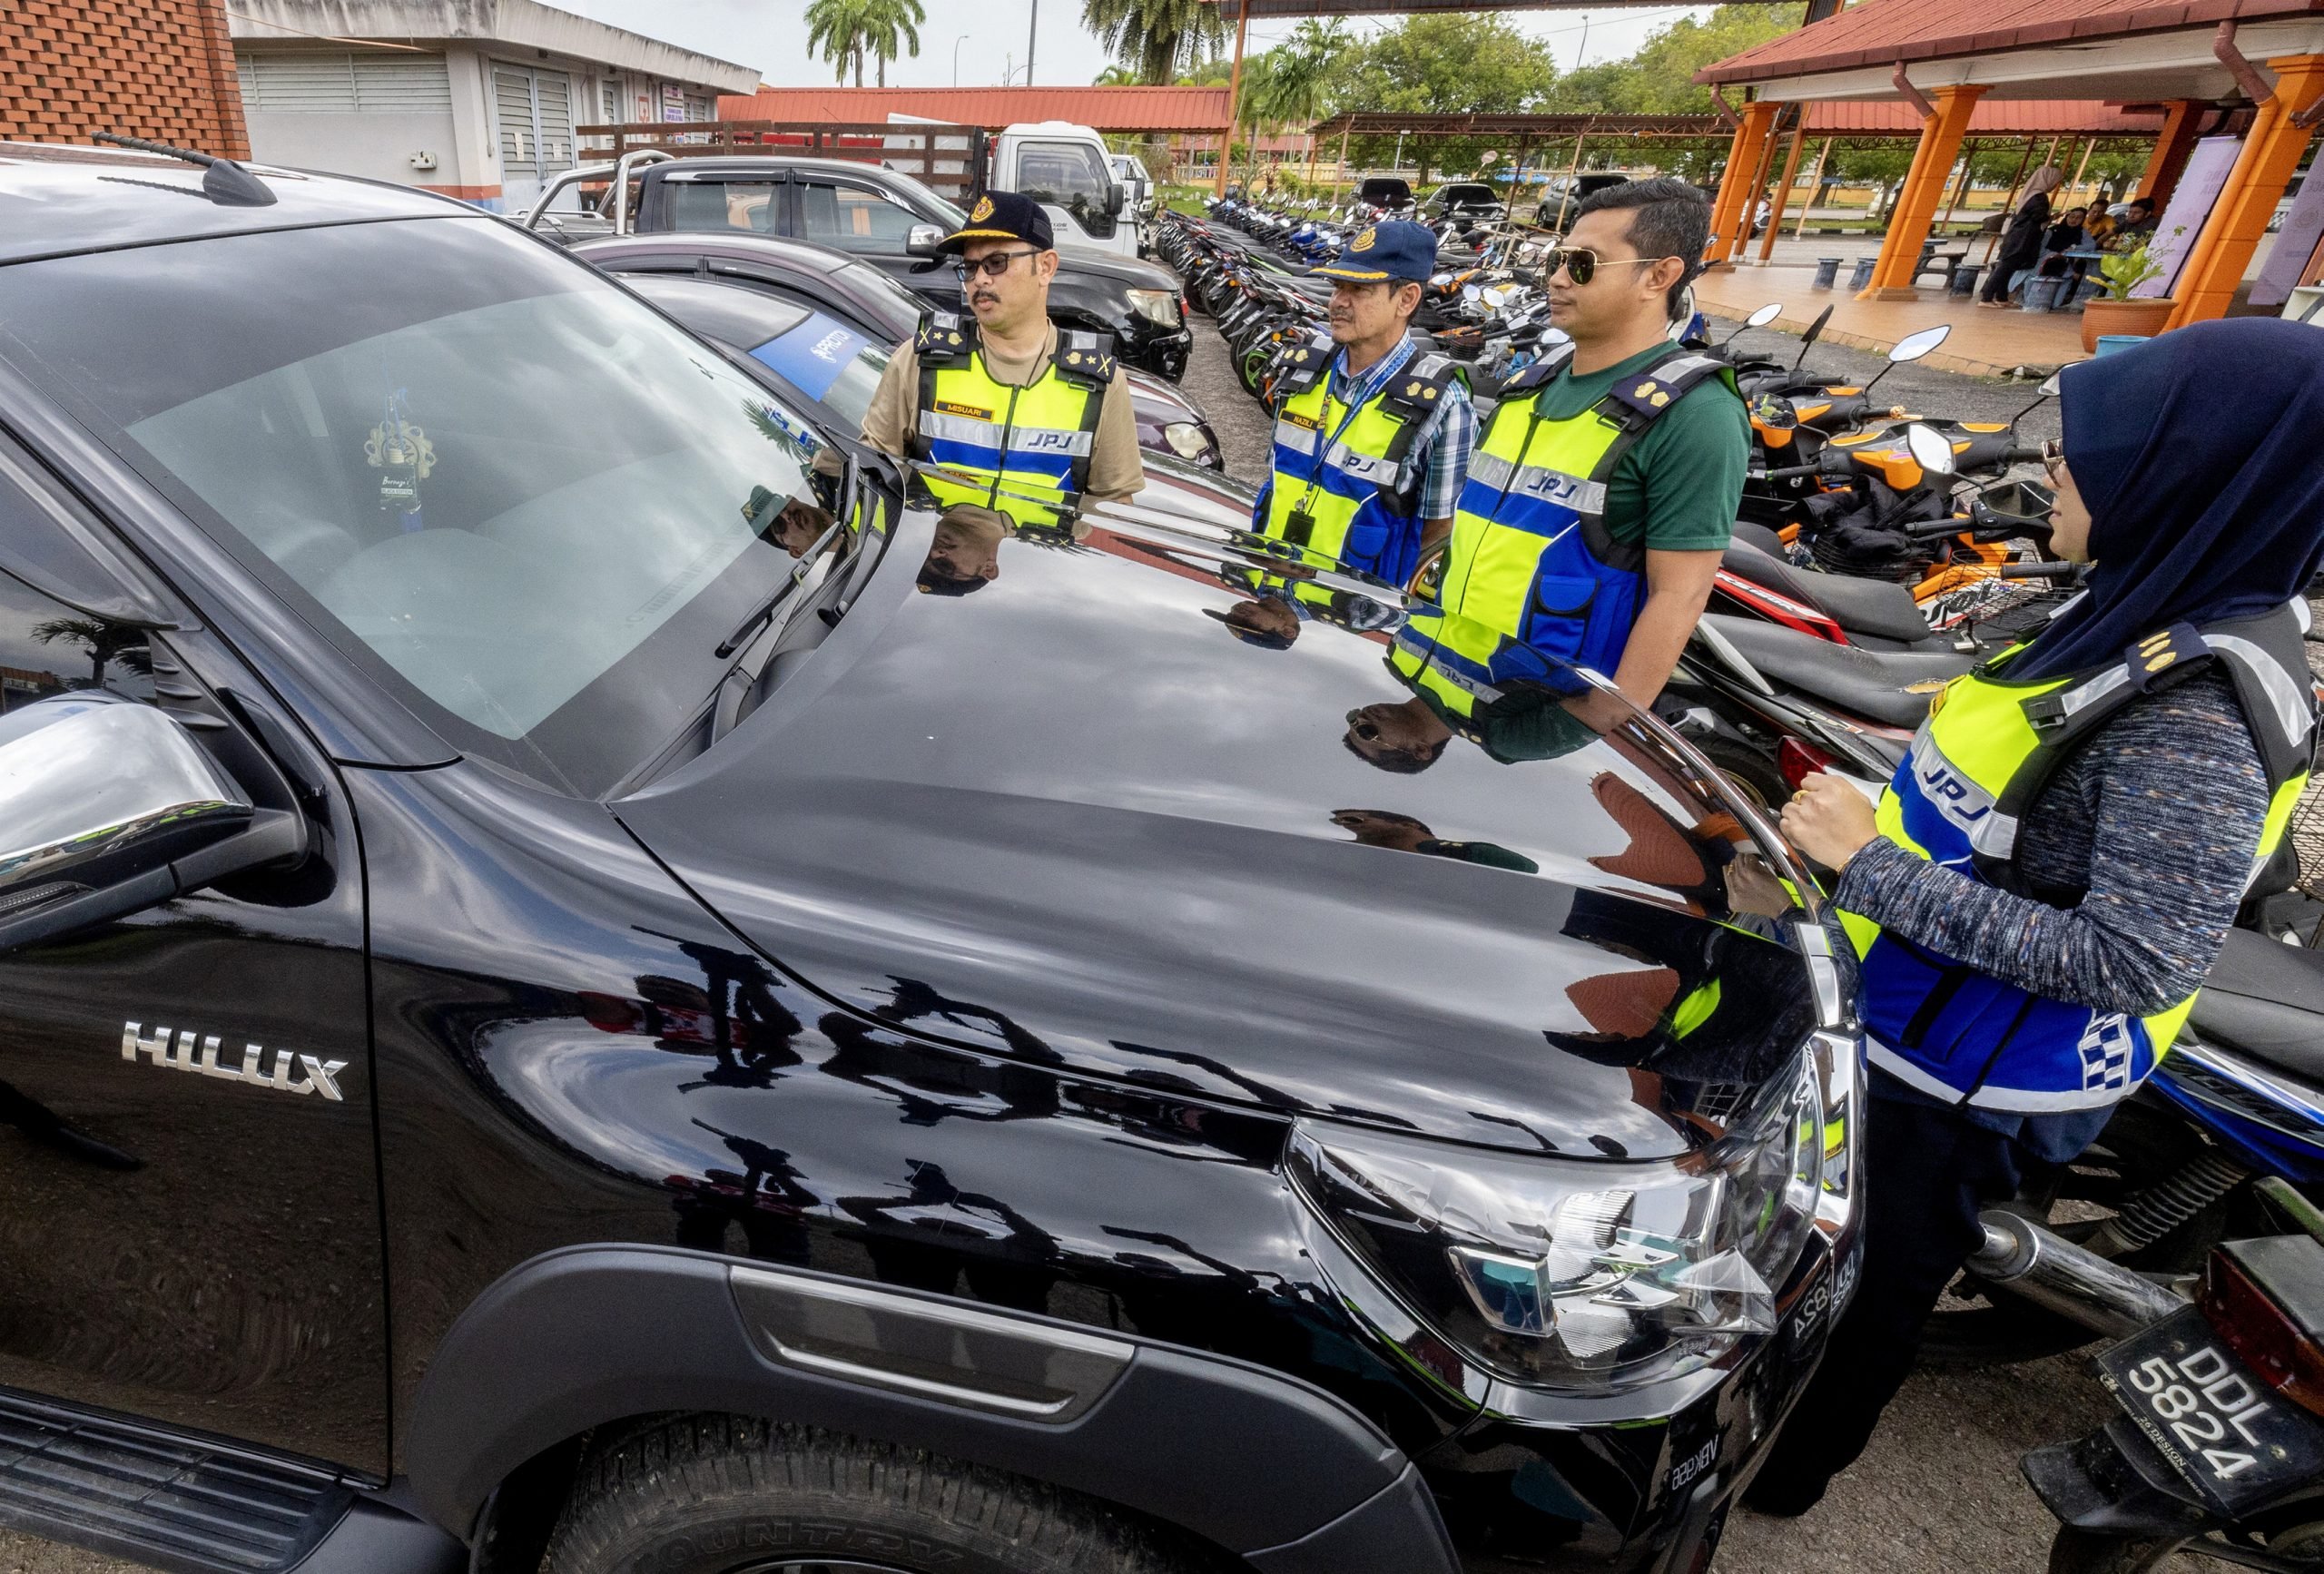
[970,195,995,222]
[1351,228,1376,251]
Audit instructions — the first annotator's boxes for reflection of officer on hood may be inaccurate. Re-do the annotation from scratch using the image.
[914,504,1091,595]
[1344,678,1602,773]
[1330,809,1539,872]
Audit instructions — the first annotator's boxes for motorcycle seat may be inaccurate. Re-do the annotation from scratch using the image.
[1701,613,1976,729]
[1720,541,1935,645]
[2186,929,2324,1085]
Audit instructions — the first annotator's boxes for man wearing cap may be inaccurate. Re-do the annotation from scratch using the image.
[861,190,1143,543]
[1252,219,1474,590]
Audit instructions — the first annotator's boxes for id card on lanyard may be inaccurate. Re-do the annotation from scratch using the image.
[1287,347,1400,544]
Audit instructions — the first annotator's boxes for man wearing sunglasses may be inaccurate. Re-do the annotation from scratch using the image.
[1395,178,1747,728]
[862,190,1143,529]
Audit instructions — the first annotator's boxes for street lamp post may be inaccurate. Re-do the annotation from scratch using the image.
[953,34,970,85]
[1026,0,1038,85]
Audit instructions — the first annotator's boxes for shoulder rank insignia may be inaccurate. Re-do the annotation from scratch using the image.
[1631,378,1671,408]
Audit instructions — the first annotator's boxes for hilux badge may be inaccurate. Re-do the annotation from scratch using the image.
[121,1022,349,1103]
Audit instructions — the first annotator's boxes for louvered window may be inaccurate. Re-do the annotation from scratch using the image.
[235,53,452,114]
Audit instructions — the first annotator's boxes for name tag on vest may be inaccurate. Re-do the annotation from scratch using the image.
[935,399,995,419]
[1281,410,1323,431]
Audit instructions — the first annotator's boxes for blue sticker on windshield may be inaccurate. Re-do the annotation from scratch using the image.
[749,313,871,403]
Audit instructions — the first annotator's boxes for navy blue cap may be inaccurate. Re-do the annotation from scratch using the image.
[941,189,1054,252]
[1315,220,1437,284]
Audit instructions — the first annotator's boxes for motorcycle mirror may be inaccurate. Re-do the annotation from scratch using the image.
[2041,369,2067,396]
[1746,301,1783,330]
[2008,365,2074,423]
[1790,304,1834,371]
[1482,286,1509,310]
[1890,324,1952,363]
[1905,422,1957,478]
[1462,283,1482,302]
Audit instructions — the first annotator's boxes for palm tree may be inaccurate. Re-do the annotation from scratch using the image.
[804,0,872,87]
[1236,25,1347,191]
[1082,0,1227,85]
[1094,64,1140,86]
[862,0,926,89]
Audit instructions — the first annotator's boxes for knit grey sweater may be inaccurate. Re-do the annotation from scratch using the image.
[1834,667,2274,1152]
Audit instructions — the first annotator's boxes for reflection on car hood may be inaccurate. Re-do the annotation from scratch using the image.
[615,498,1818,1160]
[1050,241,1179,291]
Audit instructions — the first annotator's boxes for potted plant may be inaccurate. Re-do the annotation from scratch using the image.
[2081,234,2177,351]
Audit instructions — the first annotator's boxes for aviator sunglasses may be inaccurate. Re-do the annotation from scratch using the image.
[1545,246,1671,286]
[952,248,1042,281]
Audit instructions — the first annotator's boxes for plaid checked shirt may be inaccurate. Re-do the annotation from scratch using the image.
[1324,334,1476,521]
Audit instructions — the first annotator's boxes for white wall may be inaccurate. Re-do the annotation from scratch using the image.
[244,110,460,189]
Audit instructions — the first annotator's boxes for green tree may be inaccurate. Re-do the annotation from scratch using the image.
[1083,0,1227,85]
[804,0,872,86]
[1233,20,1353,187]
[1094,64,1140,86]
[1340,15,1558,184]
[1547,5,1797,115]
[862,0,926,89]
[805,0,925,87]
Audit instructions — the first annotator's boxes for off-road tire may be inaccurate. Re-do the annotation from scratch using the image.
[544,1413,1226,1574]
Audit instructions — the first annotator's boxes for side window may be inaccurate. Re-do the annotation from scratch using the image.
[1015,143,1116,239]
[667,179,780,234]
[795,182,923,254]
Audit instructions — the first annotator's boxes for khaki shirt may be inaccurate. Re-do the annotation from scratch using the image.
[861,322,1146,501]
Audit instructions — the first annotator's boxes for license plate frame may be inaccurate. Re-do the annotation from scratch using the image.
[2094,1305,2324,1515]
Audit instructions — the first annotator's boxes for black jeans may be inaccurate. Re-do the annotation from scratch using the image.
[1748,1091,2030,1510]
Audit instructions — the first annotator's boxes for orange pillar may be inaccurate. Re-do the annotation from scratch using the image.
[1706,101,1779,267]
[1758,123,1809,262]
[1861,84,1987,300]
[2138,99,2202,203]
[2165,55,2324,327]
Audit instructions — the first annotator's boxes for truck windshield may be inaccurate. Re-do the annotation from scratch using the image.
[0,215,845,797]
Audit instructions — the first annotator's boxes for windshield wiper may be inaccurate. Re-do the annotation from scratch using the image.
[714,504,849,657]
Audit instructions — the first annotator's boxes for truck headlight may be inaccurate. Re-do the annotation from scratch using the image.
[1287,1043,1824,1393]
[1162,420,1212,461]
[1127,288,1182,328]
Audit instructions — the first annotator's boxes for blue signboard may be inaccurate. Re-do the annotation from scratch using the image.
[748,313,871,404]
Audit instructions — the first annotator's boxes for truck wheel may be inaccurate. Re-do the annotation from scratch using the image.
[544,1413,1226,1574]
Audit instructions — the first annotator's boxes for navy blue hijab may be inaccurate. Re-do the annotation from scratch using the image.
[2011,318,2324,682]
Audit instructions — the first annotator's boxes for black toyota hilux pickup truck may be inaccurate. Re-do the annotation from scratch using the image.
[0,143,1861,1574]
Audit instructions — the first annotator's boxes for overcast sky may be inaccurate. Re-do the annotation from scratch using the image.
[549,2,1716,92]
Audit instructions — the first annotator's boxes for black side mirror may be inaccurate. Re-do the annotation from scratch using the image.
[0,695,307,957]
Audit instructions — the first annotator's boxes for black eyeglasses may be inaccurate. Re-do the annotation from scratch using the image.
[952,249,1041,281]
[1545,247,1670,287]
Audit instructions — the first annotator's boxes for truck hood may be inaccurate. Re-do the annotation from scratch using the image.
[1049,241,1179,291]
[615,502,1823,1160]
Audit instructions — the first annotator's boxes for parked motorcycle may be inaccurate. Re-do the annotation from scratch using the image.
[2009,1176,2324,1571]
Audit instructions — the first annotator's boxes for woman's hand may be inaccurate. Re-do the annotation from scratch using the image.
[1779,772,1882,870]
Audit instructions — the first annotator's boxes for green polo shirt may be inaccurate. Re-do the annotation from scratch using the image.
[1521,341,1748,553]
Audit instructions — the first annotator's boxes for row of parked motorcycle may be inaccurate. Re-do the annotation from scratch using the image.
[1157,198,2324,1569]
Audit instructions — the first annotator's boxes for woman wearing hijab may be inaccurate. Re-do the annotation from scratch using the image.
[1979,163,2065,306]
[1746,319,2324,1515]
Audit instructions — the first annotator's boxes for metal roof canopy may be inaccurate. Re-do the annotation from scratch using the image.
[1698,0,2324,103]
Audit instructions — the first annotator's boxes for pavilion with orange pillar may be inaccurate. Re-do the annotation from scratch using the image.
[1696,0,2324,330]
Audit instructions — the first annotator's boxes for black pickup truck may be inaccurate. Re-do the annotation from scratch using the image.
[0,140,1861,1574]
[528,154,1193,381]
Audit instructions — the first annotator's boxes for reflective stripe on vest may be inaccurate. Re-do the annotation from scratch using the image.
[911,351,1103,528]
[1259,365,1427,585]
[1391,389,1639,716]
[1846,609,2315,1114]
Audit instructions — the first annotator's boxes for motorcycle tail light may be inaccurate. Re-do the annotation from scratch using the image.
[1778,737,1834,792]
[2200,1247,2324,1418]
